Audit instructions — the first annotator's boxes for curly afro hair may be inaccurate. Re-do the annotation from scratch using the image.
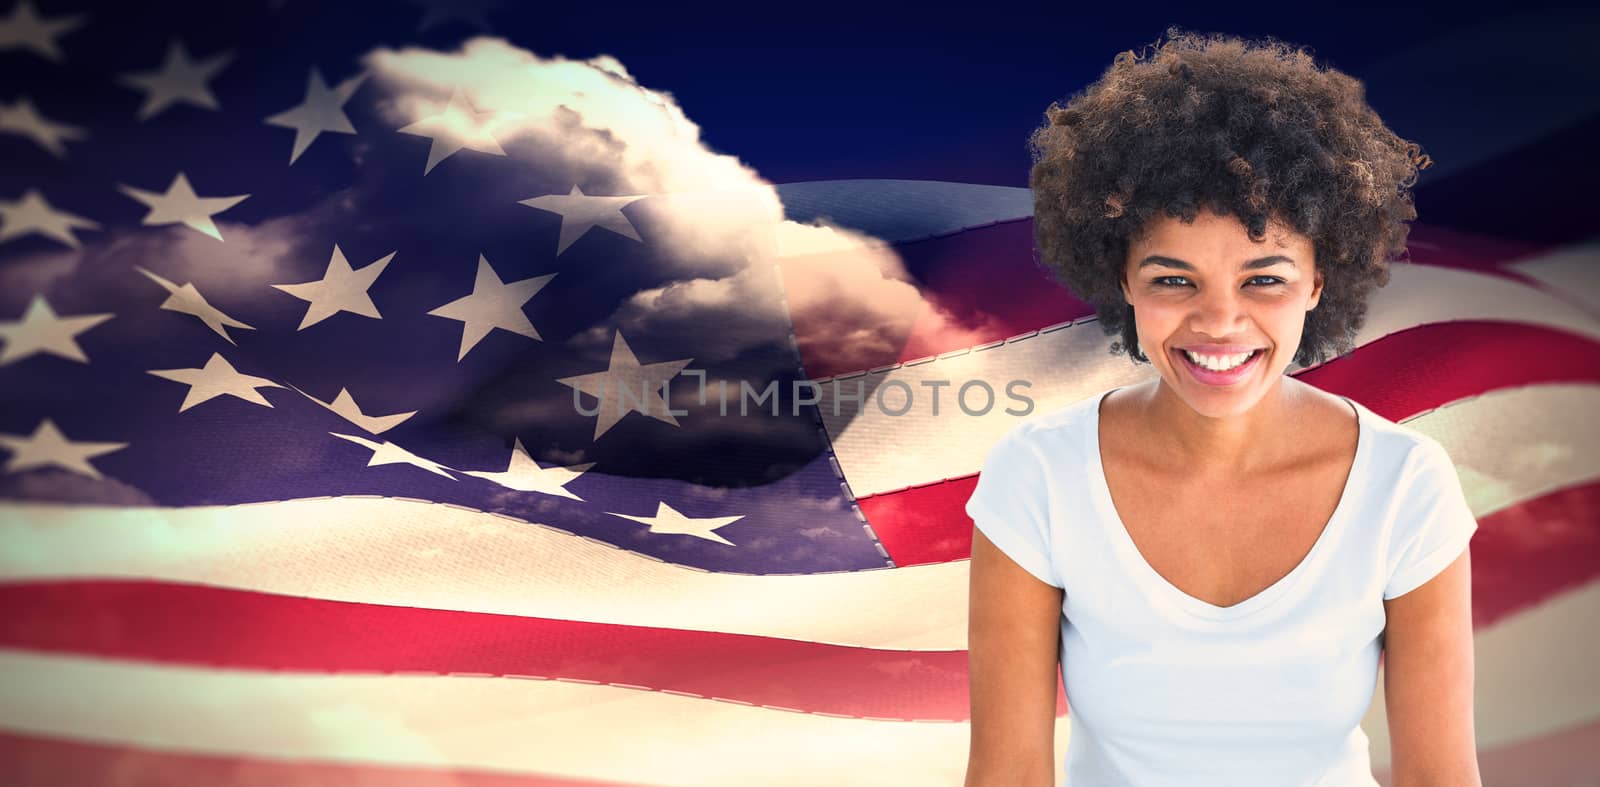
[1027,27,1432,368]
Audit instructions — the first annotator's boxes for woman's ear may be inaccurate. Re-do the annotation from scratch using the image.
[1307,269,1324,311]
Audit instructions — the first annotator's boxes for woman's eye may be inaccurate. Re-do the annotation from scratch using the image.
[1152,276,1285,288]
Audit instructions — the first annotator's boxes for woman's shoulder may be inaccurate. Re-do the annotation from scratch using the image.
[1341,392,1452,473]
[1344,390,1446,451]
[998,383,1113,438]
[990,386,1110,455]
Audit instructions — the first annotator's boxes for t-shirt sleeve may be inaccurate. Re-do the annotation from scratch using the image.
[965,426,1063,588]
[1383,438,1480,600]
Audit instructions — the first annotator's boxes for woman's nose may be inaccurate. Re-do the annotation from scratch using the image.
[1186,286,1250,336]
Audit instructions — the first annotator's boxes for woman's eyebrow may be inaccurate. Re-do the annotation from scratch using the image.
[1137,254,1296,271]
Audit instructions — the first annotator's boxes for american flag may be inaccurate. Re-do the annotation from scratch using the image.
[1,1,1598,785]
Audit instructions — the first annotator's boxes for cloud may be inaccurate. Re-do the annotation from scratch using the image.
[358,37,964,373]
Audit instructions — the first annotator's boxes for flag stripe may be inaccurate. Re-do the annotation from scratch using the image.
[0,729,641,787]
[4,699,1594,787]
[1361,579,1600,768]
[815,262,1600,499]
[1401,224,1560,276]
[1467,482,1600,629]
[0,646,1071,787]
[3,577,1594,784]
[1294,322,1600,423]
[0,496,969,651]
[1456,715,1600,787]
[0,579,972,721]
[1504,240,1600,315]
[863,382,1600,567]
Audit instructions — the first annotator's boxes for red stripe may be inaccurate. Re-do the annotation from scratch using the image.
[1469,481,1600,629]
[1296,321,1600,420]
[1402,223,1555,280]
[858,476,978,568]
[1377,716,1600,787]
[0,729,640,787]
[0,579,984,721]
[864,321,1600,567]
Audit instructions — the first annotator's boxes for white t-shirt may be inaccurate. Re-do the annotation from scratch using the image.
[965,385,1479,787]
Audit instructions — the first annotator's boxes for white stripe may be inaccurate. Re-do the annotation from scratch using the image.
[0,647,1073,787]
[1353,262,1600,346]
[0,385,1593,654]
[1362,578,1600,769]
[1417,384,1600,517]
[0,496,969,651]
[818,262,1600,497]
[1504,240,1600,317]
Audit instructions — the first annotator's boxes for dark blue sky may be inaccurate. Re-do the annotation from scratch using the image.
[489,2,1592,186]
[408,1,1600,243]
[8,0,1599,243]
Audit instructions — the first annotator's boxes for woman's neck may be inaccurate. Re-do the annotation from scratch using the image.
[1121,375,1308,478]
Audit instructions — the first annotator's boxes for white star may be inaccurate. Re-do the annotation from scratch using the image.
[519,184,646,255]
[0,417,125,479]
[0,0,85,62]
[132,265,255,344]
[271,245,394,330]
[426,254,555,361]
[462,437,594,500]
[0,189,98,248]
[117,38,233,121]
[607,501,744,546]
[330,432,456,479]
[0,97,86,157]
[265,68,365,165]
[147,352,283,413]
[557,331,694,441]
[0,294,113,366]
[117,172,249,241]
[284,382,416,435]
[397,88,507,175]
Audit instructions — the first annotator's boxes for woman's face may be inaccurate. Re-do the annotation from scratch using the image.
[1120,207,1323,418]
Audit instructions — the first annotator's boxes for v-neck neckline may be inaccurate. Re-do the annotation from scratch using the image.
[1086,385,1368,621]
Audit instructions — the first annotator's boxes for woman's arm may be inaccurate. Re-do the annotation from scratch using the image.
[966,526,1065,787]
[1382,547,1481,786]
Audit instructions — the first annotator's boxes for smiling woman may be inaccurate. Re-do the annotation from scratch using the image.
[1119,209,1322,420]
[1028,25,1430,373]
[965,26,1480,787]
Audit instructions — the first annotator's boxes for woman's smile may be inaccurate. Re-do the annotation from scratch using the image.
[1174,345,1265,386]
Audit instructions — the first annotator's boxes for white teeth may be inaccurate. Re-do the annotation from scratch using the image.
[1183,349,1256,371]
